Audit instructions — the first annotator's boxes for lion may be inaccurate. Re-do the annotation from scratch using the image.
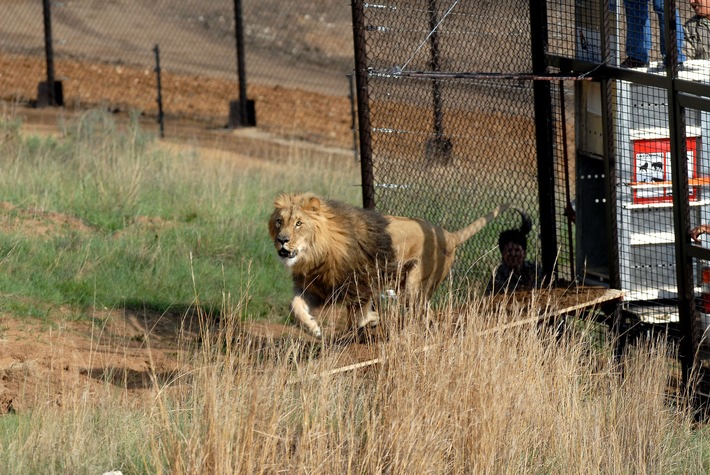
[268,192,518,338]
[268,192,396,338]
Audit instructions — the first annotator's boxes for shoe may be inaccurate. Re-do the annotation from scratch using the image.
[678,61,685,71]
[621,57,649,68]
[663,57,685,70]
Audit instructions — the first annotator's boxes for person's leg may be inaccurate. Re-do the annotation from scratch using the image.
[676,8,687,63]
[652,0,687,63]
[624,0,651,63]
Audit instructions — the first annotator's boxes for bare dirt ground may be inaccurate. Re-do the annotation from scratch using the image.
[0,52,354,150]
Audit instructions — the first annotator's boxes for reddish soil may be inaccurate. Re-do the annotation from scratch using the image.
[1,52,353,149]
[0,267,381,414]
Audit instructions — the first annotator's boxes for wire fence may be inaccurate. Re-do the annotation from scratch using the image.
[6,0,710,393]
[0,0,356,148]
[353,0,543,293]
[352,0,704,292]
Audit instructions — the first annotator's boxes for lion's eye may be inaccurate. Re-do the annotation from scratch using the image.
[275,218,282,228]
[295,221,302,227]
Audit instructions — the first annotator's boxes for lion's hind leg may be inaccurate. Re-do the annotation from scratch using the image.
[398,259,437,332]
[400,259,423,307]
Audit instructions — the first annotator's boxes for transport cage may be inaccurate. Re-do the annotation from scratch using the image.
[563,1,710,398]
[577,62,710,324]
[577,66,710,301]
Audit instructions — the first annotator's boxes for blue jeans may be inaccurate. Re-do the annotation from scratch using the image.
[624,0,686,63]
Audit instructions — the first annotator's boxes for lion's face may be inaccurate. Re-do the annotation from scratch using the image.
[268,194,321,268]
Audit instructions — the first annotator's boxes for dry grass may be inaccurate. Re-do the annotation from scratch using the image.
[4,292,705,474]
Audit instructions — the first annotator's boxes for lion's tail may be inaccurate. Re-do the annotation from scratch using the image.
[451,203,528,246]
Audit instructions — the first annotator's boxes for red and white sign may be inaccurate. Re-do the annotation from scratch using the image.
[632,137,697,204]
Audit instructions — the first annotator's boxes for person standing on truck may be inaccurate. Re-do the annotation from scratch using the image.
[620,0,687,68]
[684,0,710,60]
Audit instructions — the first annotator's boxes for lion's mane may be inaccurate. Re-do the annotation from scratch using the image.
[268,192,395,307]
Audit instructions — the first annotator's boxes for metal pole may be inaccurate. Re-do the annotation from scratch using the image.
[347,72,359,162]
[529,0,558,280]
[597,0,624,365]
[598,0,620,290]
[42,0,56,106]
[559,80,575,280]
[427,0,444,141]
[234,0,248,126]
[664,0,696,399]
[351,0,375,209]
[154,45,165,138]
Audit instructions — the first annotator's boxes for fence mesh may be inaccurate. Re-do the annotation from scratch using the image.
[0,0,355,148]
[7,0,710,386]
[359,0,541,293]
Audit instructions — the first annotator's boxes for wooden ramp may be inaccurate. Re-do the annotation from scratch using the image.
[479,286,626,334]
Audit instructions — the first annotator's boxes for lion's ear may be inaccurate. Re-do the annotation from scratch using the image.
[307,196,321,211]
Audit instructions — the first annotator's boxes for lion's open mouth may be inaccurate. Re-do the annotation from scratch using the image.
[278,248,298,259]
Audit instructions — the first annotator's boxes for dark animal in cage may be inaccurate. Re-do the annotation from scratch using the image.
[652,162,663,171]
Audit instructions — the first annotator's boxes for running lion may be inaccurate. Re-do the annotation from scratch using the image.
[268,192,517,338]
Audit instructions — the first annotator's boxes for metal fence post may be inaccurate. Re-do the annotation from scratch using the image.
[351,0,375,209]
[229,0,256,128]
[154,44,165,138]
[424,0,452,165]
[529,0,558,280]
[38,0,63,107]
[347,72,359,162]
[664,0,696,397]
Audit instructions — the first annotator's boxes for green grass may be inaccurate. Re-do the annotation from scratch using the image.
[0,110,361,322]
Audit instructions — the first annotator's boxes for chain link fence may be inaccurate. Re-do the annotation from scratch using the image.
[6,0,710,393]
[353,0,542,294]
[0,0,356,148]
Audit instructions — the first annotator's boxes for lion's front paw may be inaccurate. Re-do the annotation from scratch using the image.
[312,327,322,338]
[358,309,380,329]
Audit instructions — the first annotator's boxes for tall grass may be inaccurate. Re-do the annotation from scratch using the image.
[1,110,709,473]
[1,294,708,474]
